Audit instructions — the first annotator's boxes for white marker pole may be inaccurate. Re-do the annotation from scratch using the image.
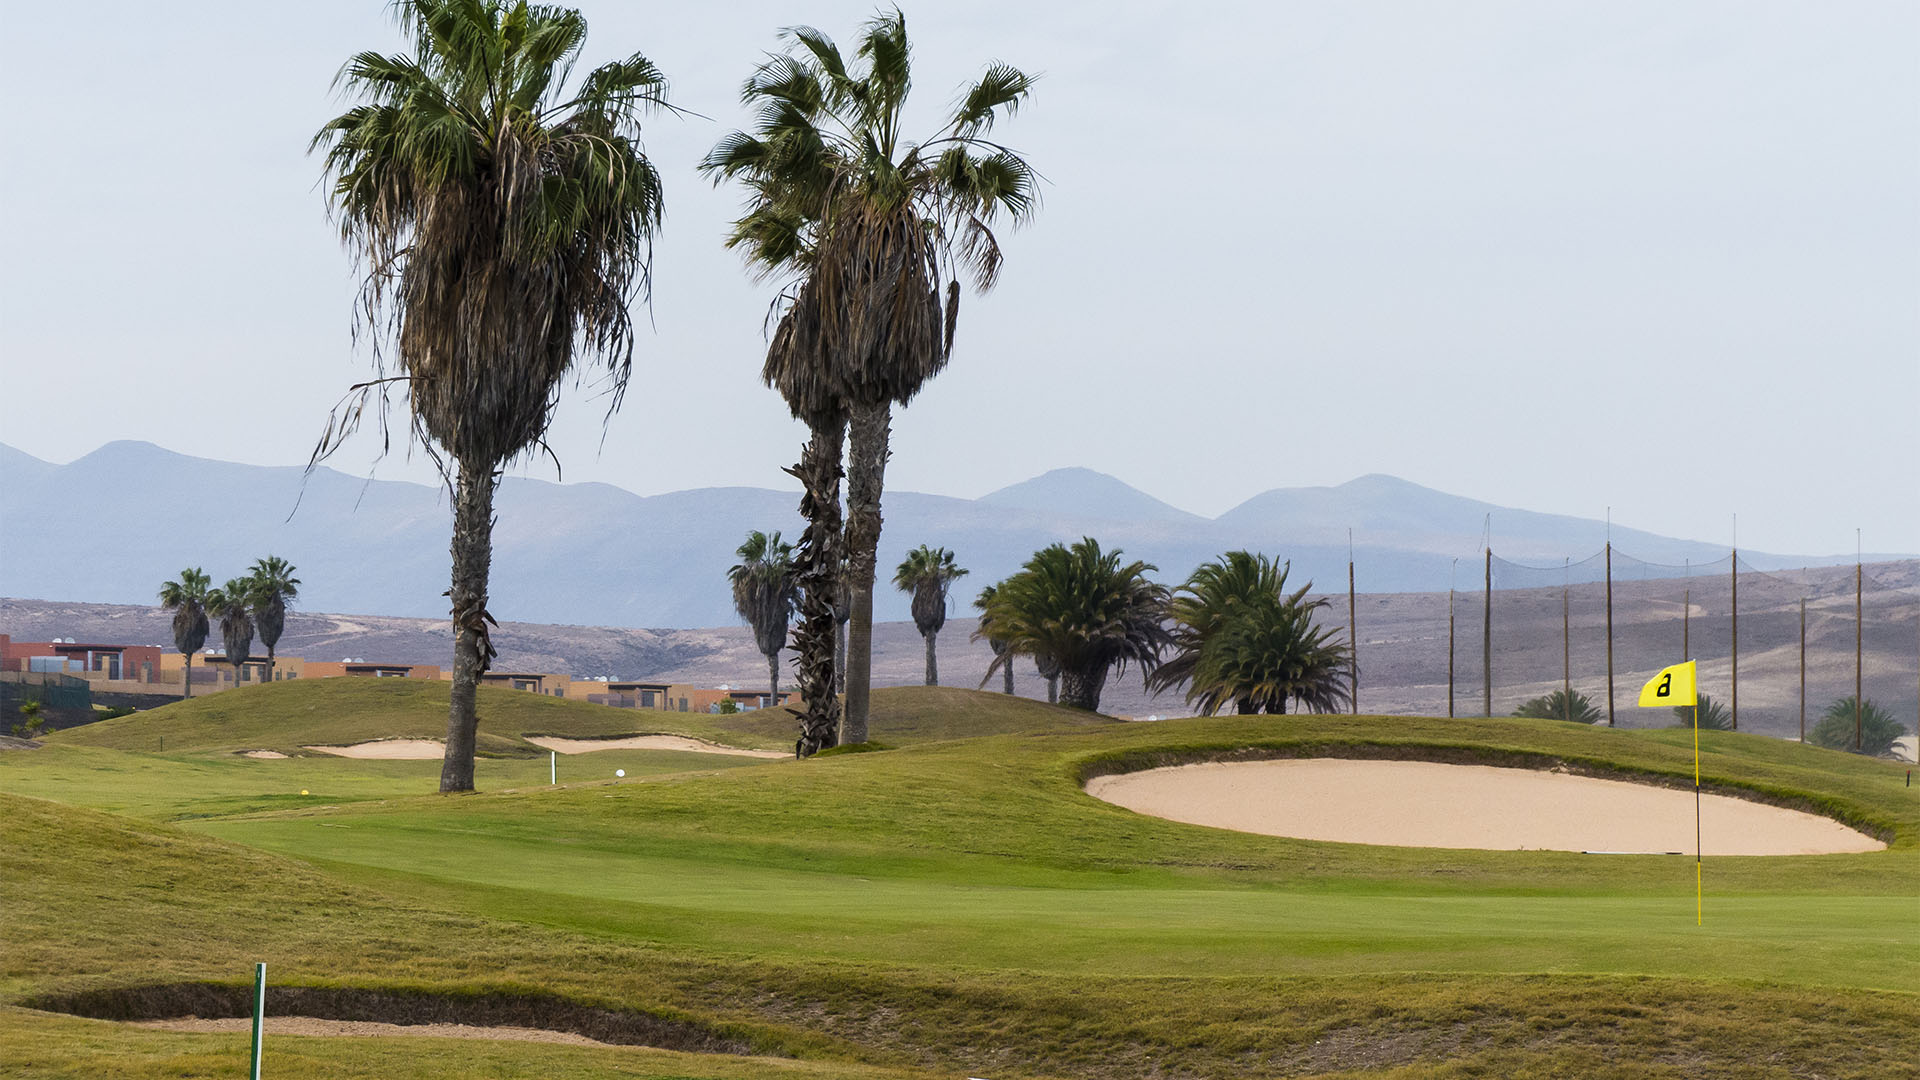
[248,962,265,1080]
[551,751,557,786]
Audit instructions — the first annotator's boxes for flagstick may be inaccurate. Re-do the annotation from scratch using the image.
[1694,698,1702,926]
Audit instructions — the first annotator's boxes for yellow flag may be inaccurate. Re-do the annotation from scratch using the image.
[1637,660,1697,708]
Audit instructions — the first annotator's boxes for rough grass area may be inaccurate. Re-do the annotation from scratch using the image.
[7,691,1919,1078]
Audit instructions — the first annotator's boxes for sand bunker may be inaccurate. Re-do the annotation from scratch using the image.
[525,735,787,759]
[303,739,446,760]
[241,750,288,759]
[1086,759,1884,855]
[134,1016,609,1047]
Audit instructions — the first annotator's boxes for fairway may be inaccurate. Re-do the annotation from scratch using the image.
[5,684,1917,1079]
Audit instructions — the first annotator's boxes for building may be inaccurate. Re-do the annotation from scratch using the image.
[2,636,165,683]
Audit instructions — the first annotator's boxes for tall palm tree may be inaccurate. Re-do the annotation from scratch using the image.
[157,569,212,699]
[729,530,799,699]
[978,538,1170,712]
[248,556,300,683]
[313,0,669,791]
[703,11,1038,749]
[206,578,258,689]
[893,545,967,686]
[973,583,1014,694]
[1150,552,1353,716]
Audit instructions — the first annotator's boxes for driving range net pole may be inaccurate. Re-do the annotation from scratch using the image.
[1605,542,1615,727]
[1731,549,1739,732]
[1483,548,1492,717]
[1348,550,1358,715]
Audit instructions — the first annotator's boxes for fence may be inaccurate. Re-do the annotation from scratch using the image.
[1335,551,1919,747]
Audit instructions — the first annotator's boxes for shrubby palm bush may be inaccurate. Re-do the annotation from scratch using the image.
[1808,696,1907,757]
[1517,688,1603,724]
[1672,693,1732,731]
[1150,552,1352,716]
[976,538,1168,712]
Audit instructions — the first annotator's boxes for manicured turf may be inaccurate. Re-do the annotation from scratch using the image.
[5,684,1917,1078]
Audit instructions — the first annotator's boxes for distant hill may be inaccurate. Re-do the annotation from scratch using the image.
[0,440,1875,628]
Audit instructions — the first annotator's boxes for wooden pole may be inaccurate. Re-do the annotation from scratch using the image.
[1605,542,1615,727]
[1348,547,1359,716]
[1562,568,1571,722]
[1856,561,1864,751]
[1447,586,1456,718]
[1799,596,1807,743]
[1483,548,1493,717]
[1731,549,1739,732]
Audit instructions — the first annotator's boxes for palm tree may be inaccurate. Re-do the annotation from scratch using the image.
[893,546,968,686]
[313,0,669,791]
[730,530,799,700]
[1149,552,1352,716]
[206,578,258,689]
[157,569,212,698]
[1809,696,1907,757]
[973,583,1014,694]
[703,11,1039,748]
[1672,693,1732,731]
[978,538,1169,712]
[1519,688,1603,725]
[1034,653,1061,705]
[248,556,300,683]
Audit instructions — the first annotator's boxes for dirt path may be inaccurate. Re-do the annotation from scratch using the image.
[1086,759,1884,855]
[133,1016,613,1047]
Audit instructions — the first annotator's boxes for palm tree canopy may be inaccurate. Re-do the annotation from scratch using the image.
[1151,552,1352,716]
[312,0,669,470]
[1518,688,1604,725]
[248,556,301,652]
[158,568,213,656]
[701,10,1038,419]
[730,530,799,659]
[1809,696,1907,757]
[979,537,1169,686]
[206,577,259,666]
[893,544,967,636]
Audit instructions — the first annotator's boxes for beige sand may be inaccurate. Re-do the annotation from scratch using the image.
[303,739,446,760]
[1086,759,1884,855]
[133,1016,610,1047]
[241,750,288,759]
[525,735,786,759]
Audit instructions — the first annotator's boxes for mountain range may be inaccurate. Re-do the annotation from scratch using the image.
[0,441,1881,628]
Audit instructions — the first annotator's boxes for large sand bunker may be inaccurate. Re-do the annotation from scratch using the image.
[1086,759,1884,855]
[525,735,787,759]
[134,1016,611,1047]
[304,739,447,760]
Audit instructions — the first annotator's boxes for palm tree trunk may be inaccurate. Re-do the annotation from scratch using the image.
[183,654,193,699]
[840,400,890,746]
[441,458,498,793]
[767,650,780,701]
[834,618,847,695]
[790,416,846,756]
[1060,666,1106,712]
[1046,673,1057,704]
[924,630,938,686]
[1237,699,1258,715]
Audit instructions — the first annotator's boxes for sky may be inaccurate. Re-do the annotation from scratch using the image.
[2,0,1915,558]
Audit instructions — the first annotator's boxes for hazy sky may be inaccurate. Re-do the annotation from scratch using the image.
[3,1,1914,557]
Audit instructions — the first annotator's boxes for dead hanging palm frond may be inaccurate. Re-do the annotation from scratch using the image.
[310,0,668,475]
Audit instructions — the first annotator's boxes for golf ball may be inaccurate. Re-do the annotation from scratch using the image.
[615,769,625,778]
[300,789,309,795]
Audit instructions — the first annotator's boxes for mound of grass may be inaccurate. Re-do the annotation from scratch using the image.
[45,678,792,756]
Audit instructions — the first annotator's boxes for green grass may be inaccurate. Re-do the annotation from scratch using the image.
[43,680,1111,756]
[6,684,1918,1078]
